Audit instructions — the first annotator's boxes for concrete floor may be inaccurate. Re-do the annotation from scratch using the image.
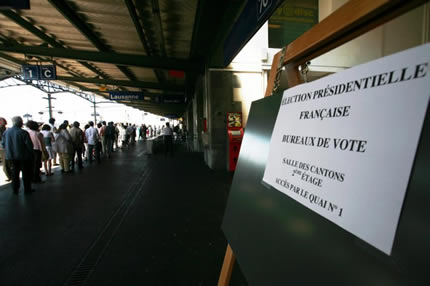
[0,141,247,285]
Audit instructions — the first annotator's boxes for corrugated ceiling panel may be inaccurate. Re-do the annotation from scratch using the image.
[18,0,93,50]
[160,0,197,59]
[127,66,158,82]
[0,0,191,115]
[89,62,131,80]
[0,15,44,46]
[55,59,98,77]
[70,0,145,56]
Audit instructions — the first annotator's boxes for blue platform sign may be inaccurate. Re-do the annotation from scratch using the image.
[40,65,57,80]
[223,0,283,66]
[109,91,145,100]
[22,65,39,80]
[257,0,273,20]
[22,65,57,80]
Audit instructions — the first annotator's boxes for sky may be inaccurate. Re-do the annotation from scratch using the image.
[0,78,168,127]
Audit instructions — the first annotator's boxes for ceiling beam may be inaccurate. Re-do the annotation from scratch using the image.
[151,0,167,58]
[0,10,110,80]
[120,103,185,114]
[119,101,185,108]
[107,99,185,111]
[55,76,184,91]
[0,44,202,72]
[1,11,62,47]
[0,53,133,107]
[0,51,24,65]
[125,0,166,84]
[189,0,206,60]
[0,41,106,86]
[47,0,137,81]
[76,88,184,97]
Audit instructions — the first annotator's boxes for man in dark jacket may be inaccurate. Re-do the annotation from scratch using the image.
[69,121,84,170]
[104,122,116,158]
[1,116,34,194]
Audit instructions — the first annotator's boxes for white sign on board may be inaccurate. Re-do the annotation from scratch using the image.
[262,43,430,255]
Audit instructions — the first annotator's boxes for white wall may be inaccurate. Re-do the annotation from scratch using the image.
[232,72,264,127]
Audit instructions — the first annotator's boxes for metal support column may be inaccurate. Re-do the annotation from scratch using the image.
[93,101,97,124]
[48,94,53,119]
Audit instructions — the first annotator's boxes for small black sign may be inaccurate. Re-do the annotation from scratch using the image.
[0,0,30,9]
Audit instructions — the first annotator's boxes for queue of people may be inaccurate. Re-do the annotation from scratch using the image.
[0,116,186,195]
[0,116,147,195]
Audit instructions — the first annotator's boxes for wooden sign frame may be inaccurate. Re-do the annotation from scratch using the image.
[218,0,429,285]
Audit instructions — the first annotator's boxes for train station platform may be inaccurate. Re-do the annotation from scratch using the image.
[0,141,247,285]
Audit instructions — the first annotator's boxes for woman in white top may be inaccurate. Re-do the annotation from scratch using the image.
[118,124,127,148]
[40,124,55,176]
[55,123,73,173]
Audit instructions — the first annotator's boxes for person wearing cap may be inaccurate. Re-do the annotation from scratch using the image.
[1,116,35,194]
[0,117,12,181]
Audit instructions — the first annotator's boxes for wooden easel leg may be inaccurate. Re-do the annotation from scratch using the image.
[285,64,303,87]
[217,244,236,286]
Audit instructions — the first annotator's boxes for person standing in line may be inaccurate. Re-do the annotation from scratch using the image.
[141,124,147,140]
[117,123,126,149]
[40,124,55,176]
[162,122,173,156]
[130,124,136,143]
[138,124,143,140]
[69,121,84,170]
[0,117,12,181]
[55,123,73,173]
[83,124,89,160]
[26,120,45,183]
[114,123,120,151]
[48,118,59,166]
[147,125,152,138]
[104,122,116,158]
[99,121,107,156]
[63,120,70,130]
[1,116,34,194]
[85,121,100,163]
[125,123,133,145]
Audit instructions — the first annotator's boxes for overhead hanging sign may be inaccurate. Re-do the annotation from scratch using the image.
[162,94,185,104]
[0,0,30,9]
[22,65,56,80]
[109,91,184,103]
[109,91,160,102]
[262,43,430,255]
[223,0,283,66]
[109,91,145,101]
[39,65,57,80]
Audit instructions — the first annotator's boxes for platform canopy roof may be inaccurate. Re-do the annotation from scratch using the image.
[0,0,247,117]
